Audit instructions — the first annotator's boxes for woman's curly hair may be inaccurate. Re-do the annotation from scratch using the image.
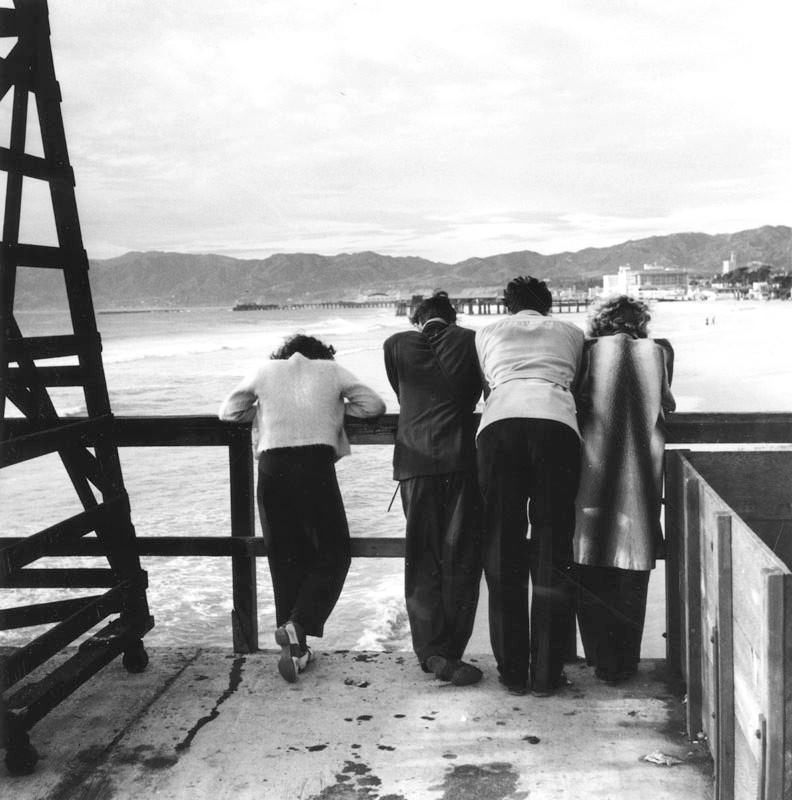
[588,295,650,338]
[270,334,336,360]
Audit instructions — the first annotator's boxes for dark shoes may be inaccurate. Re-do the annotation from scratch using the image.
[530,671,571,698]
[498,675,528,696]
[595,666,636,684]
[275,621,313,683]
[425,656,483,686]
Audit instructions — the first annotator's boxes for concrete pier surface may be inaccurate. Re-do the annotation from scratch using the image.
[3,648,712,800]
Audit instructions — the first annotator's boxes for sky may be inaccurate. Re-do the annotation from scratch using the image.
[2,0,791,262]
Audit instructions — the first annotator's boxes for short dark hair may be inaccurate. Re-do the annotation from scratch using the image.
[503,276,552,315]
[588,295,650,338]
[410,291,457,326]
[270,334,336,360]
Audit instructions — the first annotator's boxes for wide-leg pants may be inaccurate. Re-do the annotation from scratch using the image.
[400,470,482,665]
[576,565,650,678]
[477,419,580,688]
[257,445,351,638]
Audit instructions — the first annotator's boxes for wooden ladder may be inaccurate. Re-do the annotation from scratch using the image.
[0,0,153,774]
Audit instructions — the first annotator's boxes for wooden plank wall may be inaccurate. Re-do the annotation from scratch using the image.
[678,456,791,800]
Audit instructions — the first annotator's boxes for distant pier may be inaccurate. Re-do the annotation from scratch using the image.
[233,296,591,316]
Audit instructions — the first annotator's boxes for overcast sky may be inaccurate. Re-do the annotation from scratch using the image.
[5,0,791,262]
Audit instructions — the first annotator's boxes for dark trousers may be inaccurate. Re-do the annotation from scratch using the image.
[257,445,351,638]
[477,419,580,688]
[400,471,482,665]
[576,565,650,677]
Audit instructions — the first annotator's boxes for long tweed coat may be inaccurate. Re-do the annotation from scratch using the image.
[573,334,676,571]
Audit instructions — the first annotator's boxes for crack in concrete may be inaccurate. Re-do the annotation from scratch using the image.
[45,649,204,800]
[175,654,245,752]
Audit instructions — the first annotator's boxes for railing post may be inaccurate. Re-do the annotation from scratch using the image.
[683,475,703,739]
[716,513,734,800]
[664,449,689,672]
[229,428,257,653]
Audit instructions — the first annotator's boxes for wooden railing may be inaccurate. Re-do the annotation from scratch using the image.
[3,412,792,655]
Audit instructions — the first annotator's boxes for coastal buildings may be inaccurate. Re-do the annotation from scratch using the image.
[601,264,689,300]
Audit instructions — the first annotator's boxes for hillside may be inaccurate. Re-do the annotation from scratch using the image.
[12,225,792,309]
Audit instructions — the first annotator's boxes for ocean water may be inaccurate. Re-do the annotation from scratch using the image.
[2,300,792,652]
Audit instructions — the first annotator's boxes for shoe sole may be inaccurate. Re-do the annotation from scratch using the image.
[275,626,299,683]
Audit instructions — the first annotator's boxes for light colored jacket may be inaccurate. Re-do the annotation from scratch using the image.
[219,353,385,458]
[475,310,585,437]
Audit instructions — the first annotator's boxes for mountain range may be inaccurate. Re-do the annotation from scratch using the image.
[13,225,792,310]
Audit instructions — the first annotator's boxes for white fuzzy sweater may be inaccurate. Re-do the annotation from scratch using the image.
[218,353,385,458]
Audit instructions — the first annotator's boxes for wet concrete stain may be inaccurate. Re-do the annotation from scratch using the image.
[175,655,245,752]
[307,759,406,800]
[434,762,530,800]
[352,653,381,662]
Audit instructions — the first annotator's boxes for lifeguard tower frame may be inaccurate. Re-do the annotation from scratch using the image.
[1,0,152,774]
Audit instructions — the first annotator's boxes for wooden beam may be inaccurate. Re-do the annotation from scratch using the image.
[6,364,84,386]
[4,616,149,730]
[0,535,407,558]
[4,334,83,361]
[0,583,128,689]
[0,8,19,38]
[0,594,113,630]
[228,429,257,653]
[664,450,687,672]
[684,476,704,738]
[0,242,88,269]
[4,412,792,449]
[4,568,116,588]
[0,495,126,577]
[716,514,735,800]
[0,146,75,184]
[0,414,113,466]
[765,572,792,800]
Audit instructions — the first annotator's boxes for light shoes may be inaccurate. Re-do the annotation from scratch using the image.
[275,621,313,683]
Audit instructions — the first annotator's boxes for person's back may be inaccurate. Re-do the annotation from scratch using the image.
[383,292,485,686]
[475,276,584,698]
[384,320,481,480]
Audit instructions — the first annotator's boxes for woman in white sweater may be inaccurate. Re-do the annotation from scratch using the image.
[219,334,385,682]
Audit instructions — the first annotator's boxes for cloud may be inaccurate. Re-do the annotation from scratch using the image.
[5,0,789,260]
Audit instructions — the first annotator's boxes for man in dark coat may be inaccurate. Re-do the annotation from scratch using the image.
[383,291,486,686]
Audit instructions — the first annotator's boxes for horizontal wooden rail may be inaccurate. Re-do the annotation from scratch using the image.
[4,412,792,448]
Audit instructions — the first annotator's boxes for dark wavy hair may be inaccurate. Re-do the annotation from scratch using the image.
[270,334,336,360]
[588,295,650,338]
[410,291,457,326]
[503,276,552,315]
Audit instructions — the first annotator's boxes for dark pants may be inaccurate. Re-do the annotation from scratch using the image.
[576,565,650,677]
[257,445,351,638]
[400,471,482,665]
[477,419,580,688]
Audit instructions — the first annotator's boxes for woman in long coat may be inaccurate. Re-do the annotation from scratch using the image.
[573,296,675,682]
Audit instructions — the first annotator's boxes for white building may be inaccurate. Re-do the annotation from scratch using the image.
[601,264,689,300]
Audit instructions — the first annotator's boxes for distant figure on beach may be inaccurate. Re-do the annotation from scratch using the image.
[383,292,486,686]
[573,296,675,683]
[219,334,385,682]
[475,276,584,696]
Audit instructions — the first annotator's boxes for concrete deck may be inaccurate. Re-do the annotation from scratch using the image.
[4,648,712,800]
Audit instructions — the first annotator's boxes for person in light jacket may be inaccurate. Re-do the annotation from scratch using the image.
[475,276,585,696]
[219,334,385,683]
[573,296,676,683]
